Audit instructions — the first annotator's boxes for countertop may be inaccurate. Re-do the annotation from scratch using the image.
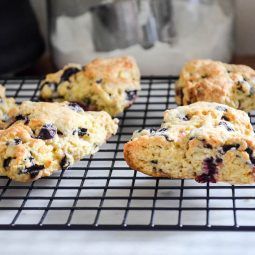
[2,231,255,255]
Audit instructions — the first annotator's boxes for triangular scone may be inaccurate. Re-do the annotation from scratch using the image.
[176,59,255,112]
[124,102,255,184]
[0,101,118,182]
[39,56,141,116]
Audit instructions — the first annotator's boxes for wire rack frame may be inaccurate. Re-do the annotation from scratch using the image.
[0,76,255,231]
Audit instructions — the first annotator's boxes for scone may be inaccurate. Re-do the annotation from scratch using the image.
[39,56,141,116]
[124,102,255,184]
[0,86,18,128]
[176,59,255,112]
[0,89,118,182]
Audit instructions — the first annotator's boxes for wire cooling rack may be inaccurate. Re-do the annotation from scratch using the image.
[0,76,255,231]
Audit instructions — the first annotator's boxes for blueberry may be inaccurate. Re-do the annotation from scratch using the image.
[161,135,173,142]
[72,128,87,136]
[148,128,157,133]
[60,67,80,82]
[200,139,213,149]
[150,160,158,164]
[37,124,57,140]
[137,128,157,133]
[245,148,255,165]
[6,139,22,146]
[156,129,171,141]
[222,144,240,153]
[57,130,63,136]
[216,105,227,112]
[219,121,234,131]
[221,115,230,121]
[196,173,216,183]
[15,115,29,124]
[25,164,44,178]
[158,128,168,132]
[204,143,213,149]
[68,102,84,113]
[73,99,98,111]
[14,138,21,145]
[28,156,34,162]
[96,79,102,84]
[125,90,137,101]
[195,157,217,183]
[60,156,70,170]
[157,128,173,142]
[3,157,12,169]
[246,147,253,156]
[204,157,217,173]
[6,114,29,128]
[69,101,93,112]
[181,115,190,121]
[216,157,223,164]
[77,128,87,137]
[16,115,26,121]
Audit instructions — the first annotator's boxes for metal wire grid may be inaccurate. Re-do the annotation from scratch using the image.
[0,77,255,230]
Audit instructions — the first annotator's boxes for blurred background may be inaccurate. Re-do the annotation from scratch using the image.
[1,0,255,76]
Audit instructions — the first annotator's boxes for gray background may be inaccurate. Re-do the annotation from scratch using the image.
[30,0,255,56]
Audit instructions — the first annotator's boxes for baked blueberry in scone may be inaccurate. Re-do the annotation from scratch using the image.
[39,56,141,116]
[124,102,255,184]
[176,59,255,112]
[0,87,118,182]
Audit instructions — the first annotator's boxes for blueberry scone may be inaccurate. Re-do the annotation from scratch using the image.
[0,100,118,182]
[39,56,141,116]
[176,59,255,112]
[124,102,255,184]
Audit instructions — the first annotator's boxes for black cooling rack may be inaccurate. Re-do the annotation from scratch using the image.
[0,76,255,231]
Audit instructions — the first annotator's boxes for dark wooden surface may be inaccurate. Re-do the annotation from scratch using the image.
[233,55,255,69]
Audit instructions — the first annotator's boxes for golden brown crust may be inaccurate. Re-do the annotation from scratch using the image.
[39,56,141,116]
[176,59,255,111]
[0,87,118,182]
[124,102,255,184]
